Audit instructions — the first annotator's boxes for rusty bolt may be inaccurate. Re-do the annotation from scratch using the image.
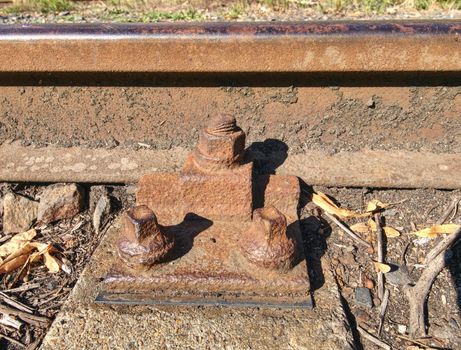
[241,206,296,271]
[194,114,246,170]
[117,205,174,268]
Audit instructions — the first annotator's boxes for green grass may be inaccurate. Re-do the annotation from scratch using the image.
[227,1,248,18]
[6,0,74,13]
[1,0,460,17]
[315,0,461,13]
[141,9,204,21]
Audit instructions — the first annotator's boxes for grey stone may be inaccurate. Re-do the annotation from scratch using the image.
[37,183,84,224]
[2,193,38,233]
[431,324,460,340]
[449,318,459,329]
[385,263,413,286]
[355,287,373,308]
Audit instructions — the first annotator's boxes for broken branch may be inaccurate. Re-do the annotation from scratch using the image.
[405,227,461,337]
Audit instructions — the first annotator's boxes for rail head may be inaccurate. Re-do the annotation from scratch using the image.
[0,21,460,73]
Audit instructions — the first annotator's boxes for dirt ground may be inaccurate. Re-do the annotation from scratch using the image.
[0,183,460,349]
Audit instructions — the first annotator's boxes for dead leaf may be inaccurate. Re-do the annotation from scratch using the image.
[411,224,460,238]
[0,229,36,257]
[350,222,370,233]
[312,191,367,219]
[368,219,377,231]
[1,243,36,265]
[0,238,64,276]
[43,252,61,273]
[352,220,400,237]
[366,199,390,213]
[384,227,401,238]
[374,261,391,273]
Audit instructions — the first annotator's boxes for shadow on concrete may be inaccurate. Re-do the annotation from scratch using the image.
[162,213,213,262]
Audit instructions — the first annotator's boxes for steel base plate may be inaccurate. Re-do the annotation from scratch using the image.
[98,174,311,308]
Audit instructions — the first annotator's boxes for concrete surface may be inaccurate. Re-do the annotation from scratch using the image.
[40,218,355,350]
[2,143,461,188]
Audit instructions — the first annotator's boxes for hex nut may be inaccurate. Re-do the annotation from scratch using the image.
[117,205,174,267]
[194,114,246,169]
[240,206,297,271]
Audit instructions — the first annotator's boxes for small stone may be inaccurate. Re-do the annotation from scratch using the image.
[366,97,375,108]
[355,287,373,308]
[3,193,38,233]
[385,263,413,286]
[342,286,353,297]
[363,276,374,289]
[93,194,111,234]
[89,186,108,214]
[354,309,370,324]
[37,183,84,224]
[398,324,407,334]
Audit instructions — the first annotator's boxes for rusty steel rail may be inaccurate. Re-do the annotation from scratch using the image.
[0,21,460,73]
[0,21,461,189]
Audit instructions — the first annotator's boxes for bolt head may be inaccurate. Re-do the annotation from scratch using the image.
[117,205,174,267]
[241,206,296,271]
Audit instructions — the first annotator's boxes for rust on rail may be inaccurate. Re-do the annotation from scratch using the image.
[0,21,460,73]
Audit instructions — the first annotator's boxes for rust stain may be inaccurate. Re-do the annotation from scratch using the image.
[102,115,309,305]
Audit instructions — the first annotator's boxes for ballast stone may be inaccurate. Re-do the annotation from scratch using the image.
[37,183,84,224]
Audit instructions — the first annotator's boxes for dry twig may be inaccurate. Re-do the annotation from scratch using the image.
[0,314,23,330]
[378,289,390,336]
[1,283,40,294]
[0,332,25,348]
[323,212,372,248]
[357,325,391,350]
[0,304,50,327]
[436,197,460,225]
[405,227,461,337]
[375,213,385,300]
